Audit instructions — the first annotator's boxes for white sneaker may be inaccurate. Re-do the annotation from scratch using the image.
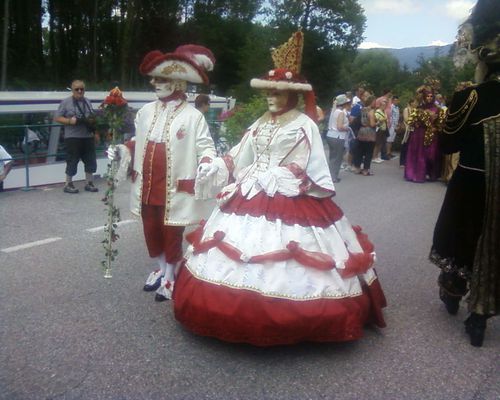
[155,277,174,301]
[372,158,384,163]
[143,269,163,292]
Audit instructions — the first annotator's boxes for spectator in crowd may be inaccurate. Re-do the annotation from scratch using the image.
[194,93,210,114]
[386,95,400,159]
[347,91,364,173]
[54,79,98,194]
[429,0,499,347]
[404,82,446,183]
[399,98,417,167]
[372,97,388,163]
[352,84,366,106]
[326,94,352,182]
[379,88,393,160]
[352,94,377,176]
[0,144,13,192]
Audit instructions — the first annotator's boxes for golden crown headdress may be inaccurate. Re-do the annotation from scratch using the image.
[271,30,304,74]
[423,77,441,92]
[250,30,312,92]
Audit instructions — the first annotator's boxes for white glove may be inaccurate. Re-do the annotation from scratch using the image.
[197,162,219,183]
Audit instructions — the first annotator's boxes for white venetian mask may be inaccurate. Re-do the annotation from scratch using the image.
[266,90,289,113]
[151,77,186,99]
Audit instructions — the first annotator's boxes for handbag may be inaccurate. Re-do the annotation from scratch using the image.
[357,126,376,142]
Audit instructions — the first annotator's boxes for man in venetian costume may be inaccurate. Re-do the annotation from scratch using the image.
[173,31,386,346]
[108,45,217,301]
[429,0,500,347]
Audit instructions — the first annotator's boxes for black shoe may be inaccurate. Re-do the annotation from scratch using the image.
[143,274,163,292]
[63,183,79,194]
[464,313,487,347]
[154,293,168,302]
[439,287,460,315]
[84,182,98,192]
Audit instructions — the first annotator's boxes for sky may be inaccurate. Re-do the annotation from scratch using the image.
[357,0,476,49]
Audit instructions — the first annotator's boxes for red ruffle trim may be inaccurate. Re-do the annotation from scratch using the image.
[220,190,343,228]
[173,265,387,346]
[186,222,375,277]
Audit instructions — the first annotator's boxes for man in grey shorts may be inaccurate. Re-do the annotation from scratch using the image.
[54,79,98,193]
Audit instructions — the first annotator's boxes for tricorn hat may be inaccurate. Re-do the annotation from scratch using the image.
[139,45,215,85]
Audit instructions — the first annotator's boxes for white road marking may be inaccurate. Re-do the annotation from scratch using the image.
[1,237,62,253]
[86,219,137,233]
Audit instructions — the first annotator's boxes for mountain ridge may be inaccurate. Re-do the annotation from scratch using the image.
[358,44,454,71]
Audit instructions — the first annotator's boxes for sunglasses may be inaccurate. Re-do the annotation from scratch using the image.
[73,88,85,92]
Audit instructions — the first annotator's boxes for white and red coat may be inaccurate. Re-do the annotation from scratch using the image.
[174,109,386,346]
[127,99,216,225]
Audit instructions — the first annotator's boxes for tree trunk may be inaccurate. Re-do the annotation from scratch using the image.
[92,0,98,82]
[1,0,9,90]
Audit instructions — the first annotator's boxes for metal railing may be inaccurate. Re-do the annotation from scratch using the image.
[0,122,107,190]
[1,119,228,191]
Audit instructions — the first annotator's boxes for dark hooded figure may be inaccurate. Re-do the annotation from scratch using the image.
[429,0,500,347]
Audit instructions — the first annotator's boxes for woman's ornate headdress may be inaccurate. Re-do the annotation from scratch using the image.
[249,30,318,121]
[422,77,441,93]
[250,31,312,92]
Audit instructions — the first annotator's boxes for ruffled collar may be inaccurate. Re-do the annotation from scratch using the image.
[259,109,302,126]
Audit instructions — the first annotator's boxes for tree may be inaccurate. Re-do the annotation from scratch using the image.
[1,0,9,89]
[180,0,263,22]
[2,0,45,88]
[265,0,365,49]
[349,50,402,96]
[119,0,181,89]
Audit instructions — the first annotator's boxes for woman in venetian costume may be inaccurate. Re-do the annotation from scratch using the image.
[173,32,386,346]
[429,0,500,347]
[404,79,447,183]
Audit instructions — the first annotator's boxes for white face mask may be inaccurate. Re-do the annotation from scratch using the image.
[266,90,289,113]
[151,78,175,99]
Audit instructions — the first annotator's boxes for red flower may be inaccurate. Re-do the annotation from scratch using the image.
[103,87,128,107]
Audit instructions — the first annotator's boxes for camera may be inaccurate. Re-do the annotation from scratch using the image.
[76,115,96,132]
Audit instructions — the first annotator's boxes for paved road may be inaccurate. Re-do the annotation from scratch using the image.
[1,157,498,400]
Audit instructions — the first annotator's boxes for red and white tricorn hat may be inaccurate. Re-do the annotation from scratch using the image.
[139,45,215,84]
[250,31,312,92]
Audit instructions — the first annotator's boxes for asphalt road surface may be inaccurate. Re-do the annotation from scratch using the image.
[1,157,498,400]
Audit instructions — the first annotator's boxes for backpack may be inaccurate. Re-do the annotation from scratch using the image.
[349,104,362,135]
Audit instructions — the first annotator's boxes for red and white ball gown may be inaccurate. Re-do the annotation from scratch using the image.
[173,109,386,346]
